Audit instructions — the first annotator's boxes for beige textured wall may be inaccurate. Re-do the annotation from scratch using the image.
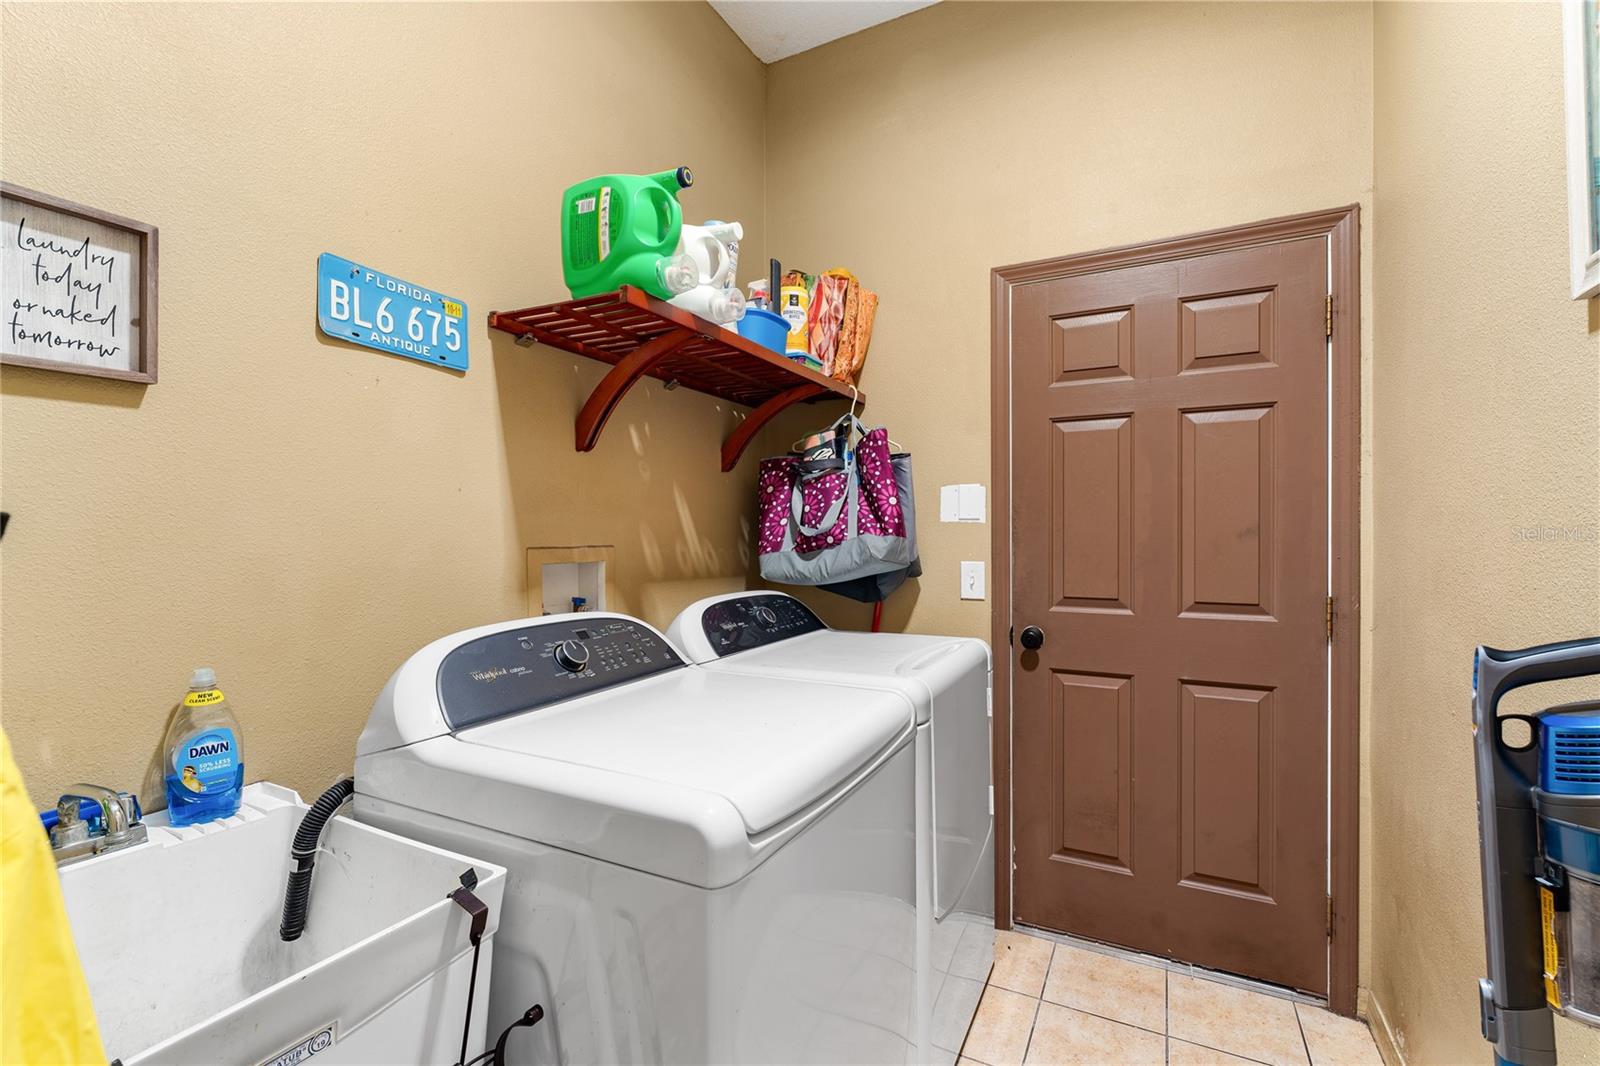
[1369,3,1600,1064]
[6,3,1597,1059]
[763,0,1376,639]
[765,0,1377,985]
[0,1,770,806]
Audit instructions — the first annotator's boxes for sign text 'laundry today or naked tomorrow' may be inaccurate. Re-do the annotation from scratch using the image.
[2,189,148,378]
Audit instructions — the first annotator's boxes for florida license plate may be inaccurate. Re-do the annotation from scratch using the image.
[317,253,468,370]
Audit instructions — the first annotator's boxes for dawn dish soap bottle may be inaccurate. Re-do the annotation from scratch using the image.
[163,667,244,826]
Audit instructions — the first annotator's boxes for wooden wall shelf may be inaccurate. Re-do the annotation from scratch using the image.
[488,286,860,471]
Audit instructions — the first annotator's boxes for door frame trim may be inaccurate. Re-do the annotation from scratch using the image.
[989,204,1362,1015]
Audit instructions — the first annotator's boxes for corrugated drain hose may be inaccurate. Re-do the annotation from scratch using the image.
[279,777,355,941]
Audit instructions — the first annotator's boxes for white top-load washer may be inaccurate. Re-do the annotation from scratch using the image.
[666,592,996,1058]
[354,613,922,1065]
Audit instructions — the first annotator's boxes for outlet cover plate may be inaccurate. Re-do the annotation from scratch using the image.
[940,484,987,523]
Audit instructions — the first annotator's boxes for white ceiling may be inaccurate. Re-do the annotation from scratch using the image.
[710,1,939,64]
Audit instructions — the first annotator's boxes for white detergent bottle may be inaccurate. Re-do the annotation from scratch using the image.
[162,667,245,826]
[669,221,747,323]
[678,221,743,290]
[712,220,739,295]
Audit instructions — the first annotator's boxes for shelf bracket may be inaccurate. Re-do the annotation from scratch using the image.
[720,383,830,472]
[492,288,862,470]
[574,328,696,453]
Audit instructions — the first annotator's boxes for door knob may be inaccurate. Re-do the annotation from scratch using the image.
[1019,626,1045,651]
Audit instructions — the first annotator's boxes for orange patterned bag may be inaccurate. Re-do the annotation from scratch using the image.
[836,288,876,383]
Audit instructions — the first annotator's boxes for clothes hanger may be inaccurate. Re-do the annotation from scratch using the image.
[789,384,861,453]
[788,384,902,453]
[847,385,905,452]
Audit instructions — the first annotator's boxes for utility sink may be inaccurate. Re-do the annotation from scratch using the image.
[58,782,505,1065]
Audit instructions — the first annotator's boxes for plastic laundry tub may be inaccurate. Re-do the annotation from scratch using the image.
[58,782,506,1066]
[736,307,788,354]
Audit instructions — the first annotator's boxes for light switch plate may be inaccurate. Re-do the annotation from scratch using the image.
[960,560,985,600]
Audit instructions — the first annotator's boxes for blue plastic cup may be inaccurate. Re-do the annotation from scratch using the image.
[737,308,789,354]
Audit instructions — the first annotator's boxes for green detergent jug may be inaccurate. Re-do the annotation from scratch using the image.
[561,167,698,300]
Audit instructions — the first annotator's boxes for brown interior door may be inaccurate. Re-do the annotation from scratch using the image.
[1009,235,1330,994]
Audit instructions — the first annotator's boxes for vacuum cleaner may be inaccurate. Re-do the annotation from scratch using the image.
[1474,637,1600,1065]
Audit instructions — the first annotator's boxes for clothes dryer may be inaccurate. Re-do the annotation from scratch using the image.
[666,593,995,1058]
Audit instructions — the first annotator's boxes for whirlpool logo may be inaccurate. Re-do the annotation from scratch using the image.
[470,667,508,683]
[258,1022,336,1066]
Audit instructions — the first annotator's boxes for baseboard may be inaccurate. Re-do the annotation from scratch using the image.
[1365,988,1406,1066]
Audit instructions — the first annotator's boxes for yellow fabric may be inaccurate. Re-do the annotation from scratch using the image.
[0,730,106,1065]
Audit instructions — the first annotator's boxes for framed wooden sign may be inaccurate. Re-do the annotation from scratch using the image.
[1566,0,1600,298]
[1,183,158,383]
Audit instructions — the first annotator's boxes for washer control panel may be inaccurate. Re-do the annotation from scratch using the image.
[436,617,683,731]
[700,594,825,657]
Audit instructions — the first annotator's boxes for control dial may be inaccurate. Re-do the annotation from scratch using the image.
[753,605,779,627]
[554,639,590,673]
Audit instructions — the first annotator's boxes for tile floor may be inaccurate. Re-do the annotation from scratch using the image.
[957,931,1384,1066]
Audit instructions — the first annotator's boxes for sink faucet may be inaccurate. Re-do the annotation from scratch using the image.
[50,784,147,866]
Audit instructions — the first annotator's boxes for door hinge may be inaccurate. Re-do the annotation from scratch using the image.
[1325,596,1335,642]
[1324,295,1334,338]
[1327,895,1335,937]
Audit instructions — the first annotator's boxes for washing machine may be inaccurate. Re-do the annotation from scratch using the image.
[666,592,995,1060]
[353,613,921,1065]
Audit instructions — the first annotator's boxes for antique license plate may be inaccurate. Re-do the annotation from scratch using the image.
[317,253,467,370]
